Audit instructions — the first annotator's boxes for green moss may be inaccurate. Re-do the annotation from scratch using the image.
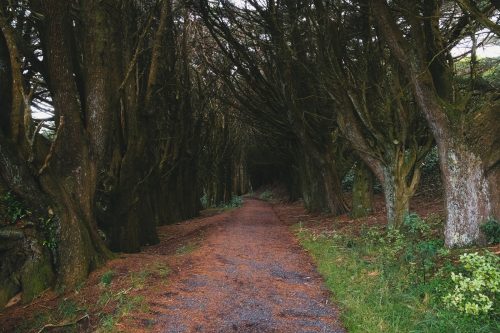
[21,257,54,303]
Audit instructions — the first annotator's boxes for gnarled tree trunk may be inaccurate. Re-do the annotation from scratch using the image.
[39,0,111,289]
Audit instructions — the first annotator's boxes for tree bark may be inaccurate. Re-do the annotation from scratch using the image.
[0,13,25,146]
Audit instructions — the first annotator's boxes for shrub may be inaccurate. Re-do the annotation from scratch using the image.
[341,166,355,192]
[443,252,499,315]
[480,217,500,245]
[404,239,442,283]
[379,227,405,262]
[402,213,444,283]
[39,216,58,251]
[421,146,439,176]
[224,195,243,208]
[259,190,273,201]
[403,212,430,237]
[200,193,210,209]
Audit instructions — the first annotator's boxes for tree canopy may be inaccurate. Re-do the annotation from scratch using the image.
[0,0,498,309]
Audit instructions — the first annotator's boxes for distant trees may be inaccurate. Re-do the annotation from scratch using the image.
[199,0,349,214]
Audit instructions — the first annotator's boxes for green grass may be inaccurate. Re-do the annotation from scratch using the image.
[201,194,243,210]
[155,263,171,278]
[221,195,243,209]
[14,263,166,333]
[100,270,115,286]
[176,242,198,255]
[129,270,150,290]
[97,289,147,332]
[297,226,499,333]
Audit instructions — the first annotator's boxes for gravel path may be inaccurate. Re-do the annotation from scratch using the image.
[151,198,345,333]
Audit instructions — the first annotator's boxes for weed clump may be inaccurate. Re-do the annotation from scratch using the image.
[223,195,243,208]
[100,270,115,286]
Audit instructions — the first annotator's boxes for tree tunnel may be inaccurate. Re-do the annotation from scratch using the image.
[0,0,499,310]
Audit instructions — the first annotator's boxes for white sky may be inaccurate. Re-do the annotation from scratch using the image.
[451,38,500,58]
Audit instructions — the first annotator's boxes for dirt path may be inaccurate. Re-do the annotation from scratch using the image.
[0,198,344,332]
[146,198,344,333]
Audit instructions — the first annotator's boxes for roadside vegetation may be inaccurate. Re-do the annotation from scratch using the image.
[297,214,500,333]
[201,194,243,211]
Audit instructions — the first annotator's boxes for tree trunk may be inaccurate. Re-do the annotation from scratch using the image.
[296,149,348,214]
[382,166,412,227]
[0,30,13,138]
[39,0,111,289]
[0,14,25,146]
[351,162,374,218]
[337,101,424,225]
[439,142,491,246]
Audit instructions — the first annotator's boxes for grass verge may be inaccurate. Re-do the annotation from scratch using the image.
[296,216,499,333]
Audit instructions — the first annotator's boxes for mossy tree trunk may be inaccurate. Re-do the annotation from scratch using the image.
[351,162,374,218]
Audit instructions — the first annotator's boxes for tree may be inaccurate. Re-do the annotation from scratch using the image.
[310,0,433,225]
[370,0,499,246]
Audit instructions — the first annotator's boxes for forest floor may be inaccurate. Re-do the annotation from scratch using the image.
[0,198,345,333]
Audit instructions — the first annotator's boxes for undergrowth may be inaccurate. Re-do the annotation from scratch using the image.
[296,213,499,333]
[222,195,243,209]
[259,190,273,201]
[15,299,88,333]
[176,242,198,255]
[201,194,243,210]
[15,264,170,332]
[1,192,29,224]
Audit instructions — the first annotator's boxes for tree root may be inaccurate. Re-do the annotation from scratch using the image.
[36,314,89,333]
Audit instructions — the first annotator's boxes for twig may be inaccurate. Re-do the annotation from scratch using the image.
[36,314,89,333]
